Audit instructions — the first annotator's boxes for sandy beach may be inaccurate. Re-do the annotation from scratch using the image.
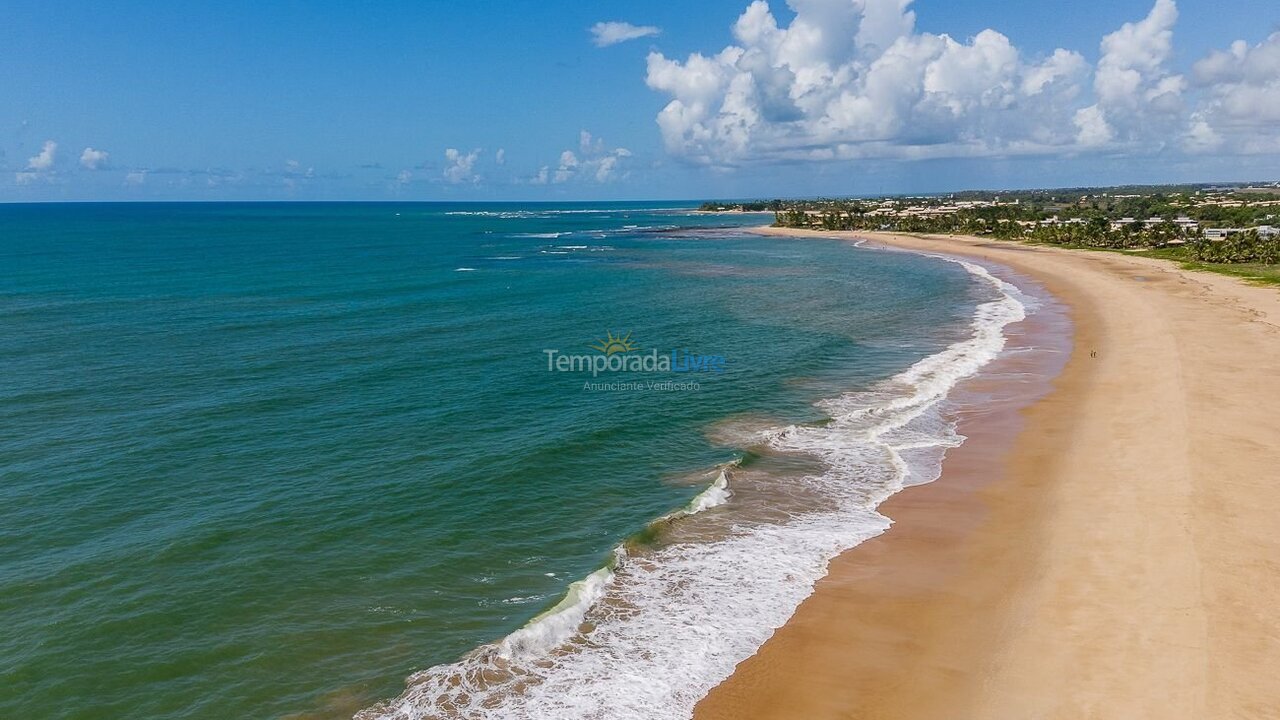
[696,229,1280,720]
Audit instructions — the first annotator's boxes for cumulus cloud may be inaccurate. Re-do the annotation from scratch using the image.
[591,21,661,47]
[443,148,481,184]
[1073,105,1114,147]
[554,150,579,183]
[1077,0,1184,146]
[495,148,506,165]
[1182,112,1223,153]
[545,131,632,184]
[645,0,1094,165]
[1187,32,1280,153]
[15,139,58,185]
[1094,0,1181,109]
[643,0,1280,166]
[594,148,633,182]
[26,140,57,171]
[80,147,109,170]
[124,170,147,186]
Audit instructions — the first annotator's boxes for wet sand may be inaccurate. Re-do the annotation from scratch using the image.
[695,229,1280,720]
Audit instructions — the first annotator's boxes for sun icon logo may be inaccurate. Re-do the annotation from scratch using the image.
[589,330,639,356]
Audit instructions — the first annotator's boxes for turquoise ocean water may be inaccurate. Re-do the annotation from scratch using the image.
[0,203,1016,719]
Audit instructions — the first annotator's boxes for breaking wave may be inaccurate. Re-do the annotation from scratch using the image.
[357,251,1027,720]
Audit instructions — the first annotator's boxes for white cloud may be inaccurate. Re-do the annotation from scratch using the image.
[26,140,57,171]
[1095,0,1178,103]
[642,0,1280,166]
[644,0,1094,166]
[595,148,632,182]
[495,148,506,165]
[443,148,481,184]
[1021,48,1088,96]
[1073,105,1114,147]
[15,140,59,184]
[554,150,579,183]
[395,169,413,185]
[80,147,110,170]
[1187,33,1280,153]
[1192,40,1249,86]
[1090,0,1184,141]
[591,21,661,47]
[125,170,147,186]
[1182,112,1223,153]
[545,131,632,184]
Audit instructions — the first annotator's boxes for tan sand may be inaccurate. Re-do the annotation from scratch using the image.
[695,229,1280,720]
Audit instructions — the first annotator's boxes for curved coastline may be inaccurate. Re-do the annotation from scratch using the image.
[356,233,1043,720]
[696,227,1280,720]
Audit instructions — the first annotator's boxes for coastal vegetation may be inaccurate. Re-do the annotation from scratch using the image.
[705,183,1280,285]
[698,200,784,212]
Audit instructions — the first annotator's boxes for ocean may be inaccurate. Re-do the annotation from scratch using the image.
[0,202,1023,719]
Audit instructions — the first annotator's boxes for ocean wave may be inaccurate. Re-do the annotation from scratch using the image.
[679,468,731,516]
[550,245,613,252]
[357,251,1028,720]
[442,208,692,219]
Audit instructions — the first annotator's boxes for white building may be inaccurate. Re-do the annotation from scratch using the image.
[1204,228,1245,240]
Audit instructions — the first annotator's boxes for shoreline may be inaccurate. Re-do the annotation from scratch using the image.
[696,228,1280,719]
[355,231,1035,720]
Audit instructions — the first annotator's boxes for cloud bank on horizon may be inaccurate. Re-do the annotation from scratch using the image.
[4,0,1276,199]
[644,0,1280,166]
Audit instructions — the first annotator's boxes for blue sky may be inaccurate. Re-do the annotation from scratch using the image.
[3,0,1278,201]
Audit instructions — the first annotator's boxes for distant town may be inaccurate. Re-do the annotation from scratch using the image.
[702,183,1280,267]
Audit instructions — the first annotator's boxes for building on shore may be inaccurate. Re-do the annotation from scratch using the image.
[1204,228,1245,239]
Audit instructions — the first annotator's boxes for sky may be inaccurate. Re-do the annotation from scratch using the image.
[2,0,1278,202]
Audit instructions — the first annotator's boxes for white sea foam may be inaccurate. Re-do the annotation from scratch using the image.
[651,466,735,527]
[497,554,620,661]
[681,469,731,515]
[443,208,690,219]
[453,267,476,272]
[358,251,1028,720]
